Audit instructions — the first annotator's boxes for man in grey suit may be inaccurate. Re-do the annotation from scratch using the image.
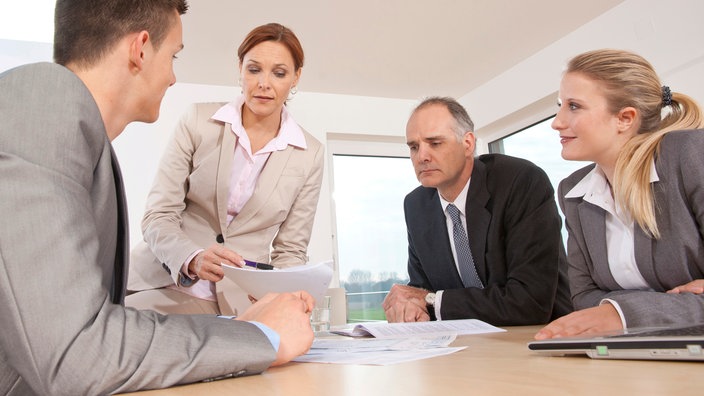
[0,1,314,395]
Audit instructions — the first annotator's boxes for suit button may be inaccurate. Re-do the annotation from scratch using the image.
[216,234,224,243]
[161,263,171,275]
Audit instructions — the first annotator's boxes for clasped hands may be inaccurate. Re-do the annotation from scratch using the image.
[382,284,431,322]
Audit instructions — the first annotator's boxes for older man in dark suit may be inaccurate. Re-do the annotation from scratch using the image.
[383,97,571,325]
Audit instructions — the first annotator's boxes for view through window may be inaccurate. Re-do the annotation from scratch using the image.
[331,154,419,322]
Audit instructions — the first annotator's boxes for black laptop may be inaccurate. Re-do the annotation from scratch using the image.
[528,323,704,361]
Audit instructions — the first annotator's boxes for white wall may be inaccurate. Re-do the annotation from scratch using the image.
[465,0,704,151]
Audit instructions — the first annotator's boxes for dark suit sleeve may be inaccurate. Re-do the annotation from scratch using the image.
[440,161,569,325]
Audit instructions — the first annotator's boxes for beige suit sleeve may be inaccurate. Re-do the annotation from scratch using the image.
[270,133,325,266]
[140,103,220,284]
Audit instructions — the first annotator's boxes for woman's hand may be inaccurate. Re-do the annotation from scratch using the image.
[534,304,622,340]
[188,244,244,282]
[667,279,704,294]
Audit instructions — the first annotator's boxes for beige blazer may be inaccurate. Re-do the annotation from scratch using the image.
[128,102,324,315]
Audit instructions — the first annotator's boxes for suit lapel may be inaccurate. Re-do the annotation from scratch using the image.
[422,190,465,287]
[633,227,660,288]
[228,145,294,229]
[465,159,490,282]
[109,144,129,305]
[215,122,236,231]
[577,201,621,290]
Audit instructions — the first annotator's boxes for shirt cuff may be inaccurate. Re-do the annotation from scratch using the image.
[434,290,444,320]
[182,249,204,278]
[249,321,281,352]
[600,298,628,329]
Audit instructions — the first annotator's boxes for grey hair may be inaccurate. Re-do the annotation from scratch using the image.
[411,96,474,140]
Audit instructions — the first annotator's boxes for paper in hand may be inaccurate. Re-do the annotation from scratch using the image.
[222,260,334,306]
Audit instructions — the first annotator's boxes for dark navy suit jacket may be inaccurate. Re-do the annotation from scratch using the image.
[405,154,572,325]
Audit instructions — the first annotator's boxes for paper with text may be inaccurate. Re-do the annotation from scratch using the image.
[293,334,465,365]
[222,260,333,306]
[330,318,505,338]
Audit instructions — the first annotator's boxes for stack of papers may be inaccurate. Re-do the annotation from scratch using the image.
[331,318,505,338]
[294,319,505,365]
[294,334,464,365]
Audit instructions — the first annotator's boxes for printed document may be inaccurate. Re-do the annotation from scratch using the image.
[293,334,466,365]
[222,260,333,306]
[330,318,505,338]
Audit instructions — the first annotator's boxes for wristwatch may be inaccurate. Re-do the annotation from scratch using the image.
[425,292,437,307]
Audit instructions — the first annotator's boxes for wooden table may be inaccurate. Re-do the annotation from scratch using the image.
[125,326,703,395]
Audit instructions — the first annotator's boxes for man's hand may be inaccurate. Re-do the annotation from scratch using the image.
[187,244,244,282]
[237,291,315,366]
[382,284,430,323]
[667,279,704,294]
[534,304,622,340]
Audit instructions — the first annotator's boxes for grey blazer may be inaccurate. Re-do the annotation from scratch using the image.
[559,129,704,328]
[0,63,275,395]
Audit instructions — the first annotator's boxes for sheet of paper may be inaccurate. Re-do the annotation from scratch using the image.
[294,347,466,365]
[293,334,465,365]
[306,334,457,353]
[222,260,333,306]
[330,318,505,338]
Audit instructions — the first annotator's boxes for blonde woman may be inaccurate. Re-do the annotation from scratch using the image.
[536,49,704,340]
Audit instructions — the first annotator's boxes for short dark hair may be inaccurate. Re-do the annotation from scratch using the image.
[238,23,305,71]
[412,96,475,139]
[53,0,189,67]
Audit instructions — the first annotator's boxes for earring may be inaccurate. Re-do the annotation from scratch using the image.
[238,77,243,94]
[287,86,298,101]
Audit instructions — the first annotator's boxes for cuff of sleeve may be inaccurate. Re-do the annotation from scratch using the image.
[249,321,280,352]
[434,290,444,320]
[183,249,204,278]
[600,298,628,329]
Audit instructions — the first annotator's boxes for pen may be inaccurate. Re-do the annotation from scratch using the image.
[243,260,275,270]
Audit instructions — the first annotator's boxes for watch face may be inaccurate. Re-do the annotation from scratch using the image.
[425,292,436,306]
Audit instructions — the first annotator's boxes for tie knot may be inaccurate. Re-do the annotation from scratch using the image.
[447,203,461,220]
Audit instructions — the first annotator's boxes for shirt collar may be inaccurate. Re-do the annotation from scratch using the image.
[565,159,660,199]
[211,96,307,150]
[439,177,471,216]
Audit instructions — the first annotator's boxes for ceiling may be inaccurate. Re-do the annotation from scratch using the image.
[176,0,624,100]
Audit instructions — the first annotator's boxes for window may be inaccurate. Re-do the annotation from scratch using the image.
[328,135,419,322]
[488,116,590,240]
